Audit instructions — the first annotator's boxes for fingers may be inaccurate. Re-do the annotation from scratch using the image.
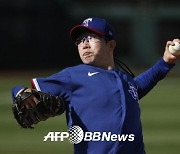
[166,39,180,47]
[173,38,180,43]
[166,41,173,47]
[163,39,180,64]
[165,38,180,53]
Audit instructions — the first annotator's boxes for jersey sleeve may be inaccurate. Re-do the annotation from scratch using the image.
[11,85,25,101]
[31,69,71,101]
[134,58,175,99]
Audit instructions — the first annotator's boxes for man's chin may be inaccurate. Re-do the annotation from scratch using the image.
[83,61,93,65]
[82,59,94,65]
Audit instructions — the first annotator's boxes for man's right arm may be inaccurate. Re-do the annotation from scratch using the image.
[134,58,174,99]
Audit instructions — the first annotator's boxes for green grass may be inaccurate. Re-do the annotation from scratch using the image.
[140,78,180,154]
[0,72,180,154]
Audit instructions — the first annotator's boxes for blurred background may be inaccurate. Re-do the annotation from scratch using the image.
[0,0,180,154]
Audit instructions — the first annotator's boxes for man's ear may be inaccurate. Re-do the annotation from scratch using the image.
[108,40,116,51]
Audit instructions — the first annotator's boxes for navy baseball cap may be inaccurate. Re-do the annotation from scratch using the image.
[70,17,116,41]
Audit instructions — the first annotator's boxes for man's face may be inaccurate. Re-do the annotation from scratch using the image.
[76,32,111,66]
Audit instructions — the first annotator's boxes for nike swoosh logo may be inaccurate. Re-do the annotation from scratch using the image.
[88,72,99,76]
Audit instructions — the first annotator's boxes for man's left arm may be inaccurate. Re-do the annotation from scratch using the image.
[135,38,180,99]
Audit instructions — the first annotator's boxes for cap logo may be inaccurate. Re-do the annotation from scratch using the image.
[82,18,93,26]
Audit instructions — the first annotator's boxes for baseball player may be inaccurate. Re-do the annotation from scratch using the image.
[11,17,180,154]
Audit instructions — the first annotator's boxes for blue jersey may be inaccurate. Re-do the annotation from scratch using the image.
[12,58,174,154]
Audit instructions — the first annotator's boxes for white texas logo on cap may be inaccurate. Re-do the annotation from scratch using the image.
[83,18,93,26]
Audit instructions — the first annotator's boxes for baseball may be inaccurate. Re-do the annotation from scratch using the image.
[168,41,180,56]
